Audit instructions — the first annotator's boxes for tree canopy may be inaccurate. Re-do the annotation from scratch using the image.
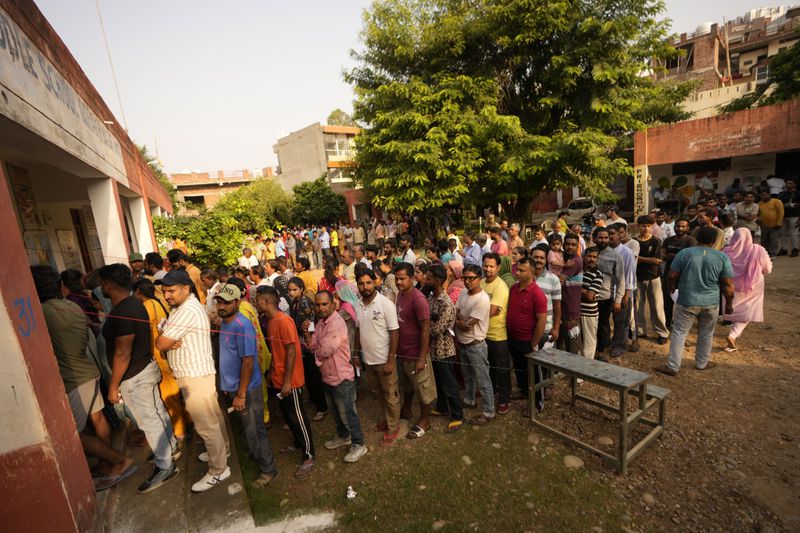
[213,177,292,233]
[719,40,800,113]
[292,176,348,225]
[347,0,690,216]
[327,108,358,126]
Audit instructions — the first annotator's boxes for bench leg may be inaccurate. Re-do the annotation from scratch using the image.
[618,389,628,474]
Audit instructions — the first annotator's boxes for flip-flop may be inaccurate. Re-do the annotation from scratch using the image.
[724,347,738,353]
[379,429,400,448]
[444,420,464,434]
[312,411,328,422]
[406,425,427,439]
[95,464,138,492]
[280,445,300,454]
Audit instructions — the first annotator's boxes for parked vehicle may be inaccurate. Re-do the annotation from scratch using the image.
[565,197,597,224]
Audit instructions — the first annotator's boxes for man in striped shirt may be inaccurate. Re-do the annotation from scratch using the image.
[156,270,231,493]
[580,247,604,359]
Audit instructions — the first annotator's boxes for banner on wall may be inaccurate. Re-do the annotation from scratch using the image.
[633,165,649,218]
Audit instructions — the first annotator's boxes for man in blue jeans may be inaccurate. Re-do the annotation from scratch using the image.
[215,284,278,488]
[99,264,178,494]
[303,291,367,463]
[656,226,735,376]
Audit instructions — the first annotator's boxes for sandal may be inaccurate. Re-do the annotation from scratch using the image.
[280,445,300,454]
[295,460,315,478]
[430,408,446,417]
[696,361,716,370]
[469,414,492,426]
[444,420,464,434]
[379,428,400,448]
[312,411,328,422]
[654,364,679,376]
[406,425,427,439]
[94,464,138,492]
[251,472,276,488]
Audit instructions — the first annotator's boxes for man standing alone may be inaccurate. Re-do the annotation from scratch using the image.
[635,215,669,344]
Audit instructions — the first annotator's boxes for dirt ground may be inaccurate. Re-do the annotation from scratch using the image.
[240,258,798,532]
[536,255,799,532]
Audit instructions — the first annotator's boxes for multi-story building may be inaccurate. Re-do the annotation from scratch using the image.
[273,122,370,222]
[169,167,273,213]
[655,5,799,119]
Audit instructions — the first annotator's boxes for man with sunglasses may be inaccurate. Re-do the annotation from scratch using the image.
[454,264,494,425]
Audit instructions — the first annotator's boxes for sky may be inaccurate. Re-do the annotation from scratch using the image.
[34,0,789,173]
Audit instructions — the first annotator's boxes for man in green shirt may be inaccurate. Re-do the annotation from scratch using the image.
[31,265,135,490]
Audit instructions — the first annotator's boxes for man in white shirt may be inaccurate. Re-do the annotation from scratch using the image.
[398,234,417,263]
[155,270,230,493]
[606,206,628,227]
[455,264,495,423]
[355,270,401,447]
[238,248,259,269]
[766,174,785,197]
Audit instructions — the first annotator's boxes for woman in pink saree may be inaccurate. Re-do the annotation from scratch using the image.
[723,228,773,352]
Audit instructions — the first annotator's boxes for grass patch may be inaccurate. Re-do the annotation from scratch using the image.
[230,393,627,531]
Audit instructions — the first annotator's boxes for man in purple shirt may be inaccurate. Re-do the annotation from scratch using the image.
[304,291,367,463]
[394,262,437,439]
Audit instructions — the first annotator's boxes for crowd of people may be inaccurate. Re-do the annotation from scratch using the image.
[33,178,790,495]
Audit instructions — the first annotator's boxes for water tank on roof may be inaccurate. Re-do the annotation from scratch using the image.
[695,22,713,35]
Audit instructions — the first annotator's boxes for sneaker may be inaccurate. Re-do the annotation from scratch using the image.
[137,464,180,494]
[343,444,368,463]
[654,364,679,376]
[191,467,231,493]
[497,403,510,415]
[324,435,352,450]
[148,446,183,464]
[198,451,231,463]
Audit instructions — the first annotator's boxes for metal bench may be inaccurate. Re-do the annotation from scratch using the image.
[526,347,670,473]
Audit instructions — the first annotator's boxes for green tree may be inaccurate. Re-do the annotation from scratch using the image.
[138,144,179,212]
[213,177,293,233]
[152,211,244,267]
[719,40,800,113]
[327,108,357,126]
[347,0,690,217]
[292,176,348,225]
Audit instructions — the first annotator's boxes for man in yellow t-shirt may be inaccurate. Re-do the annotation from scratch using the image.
[480,253,512,415]
[330,226,340,260]
[758,189,785,257]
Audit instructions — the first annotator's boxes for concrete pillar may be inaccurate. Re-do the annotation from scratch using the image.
[129,196,154,254]
[86,178,129,264]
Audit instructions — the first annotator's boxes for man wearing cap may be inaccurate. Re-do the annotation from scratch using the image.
[215,284,278,488]
[166,249,207,305]
[129,252,145,280]
[155,270,231,492]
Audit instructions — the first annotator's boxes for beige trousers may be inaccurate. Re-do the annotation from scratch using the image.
[177,374,230,475]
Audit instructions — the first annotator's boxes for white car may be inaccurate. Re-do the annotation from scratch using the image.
[565,197,597,223]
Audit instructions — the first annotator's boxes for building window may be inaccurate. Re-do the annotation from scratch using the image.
[184,195,205,206]
[328,168,355,184]
[755,65,769,84]
[324,134,355,162]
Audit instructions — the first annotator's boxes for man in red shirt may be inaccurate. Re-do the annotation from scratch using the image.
[256,287,315,478]
[394,263,437,439]
[506,258,548,412]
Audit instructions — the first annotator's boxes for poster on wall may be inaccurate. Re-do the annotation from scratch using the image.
[24,231,57,269]
[56,229,84,271]
[7,164,41,230]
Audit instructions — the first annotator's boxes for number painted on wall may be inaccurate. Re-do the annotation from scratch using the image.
[14,297,36,337]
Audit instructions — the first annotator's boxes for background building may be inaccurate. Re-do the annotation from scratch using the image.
[656,5,800,119]
[169,167,273,213]
[0,1,172,530]
[273,122,370,222]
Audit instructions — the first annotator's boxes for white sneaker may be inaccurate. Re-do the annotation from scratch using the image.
[198,451,231,463]
[191,467,231,493]
[324,435,352,450]
[343,444,368,463]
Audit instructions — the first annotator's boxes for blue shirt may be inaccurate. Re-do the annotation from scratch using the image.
[275,238,286,257]
[464,242,482,267]
[670,246,733,308]
[219,312,261,392]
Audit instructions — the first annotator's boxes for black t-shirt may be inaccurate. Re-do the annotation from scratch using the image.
[103,296,153,382]
[636,237,662,281]
[780,190,800,218]
[663,235,697,268]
